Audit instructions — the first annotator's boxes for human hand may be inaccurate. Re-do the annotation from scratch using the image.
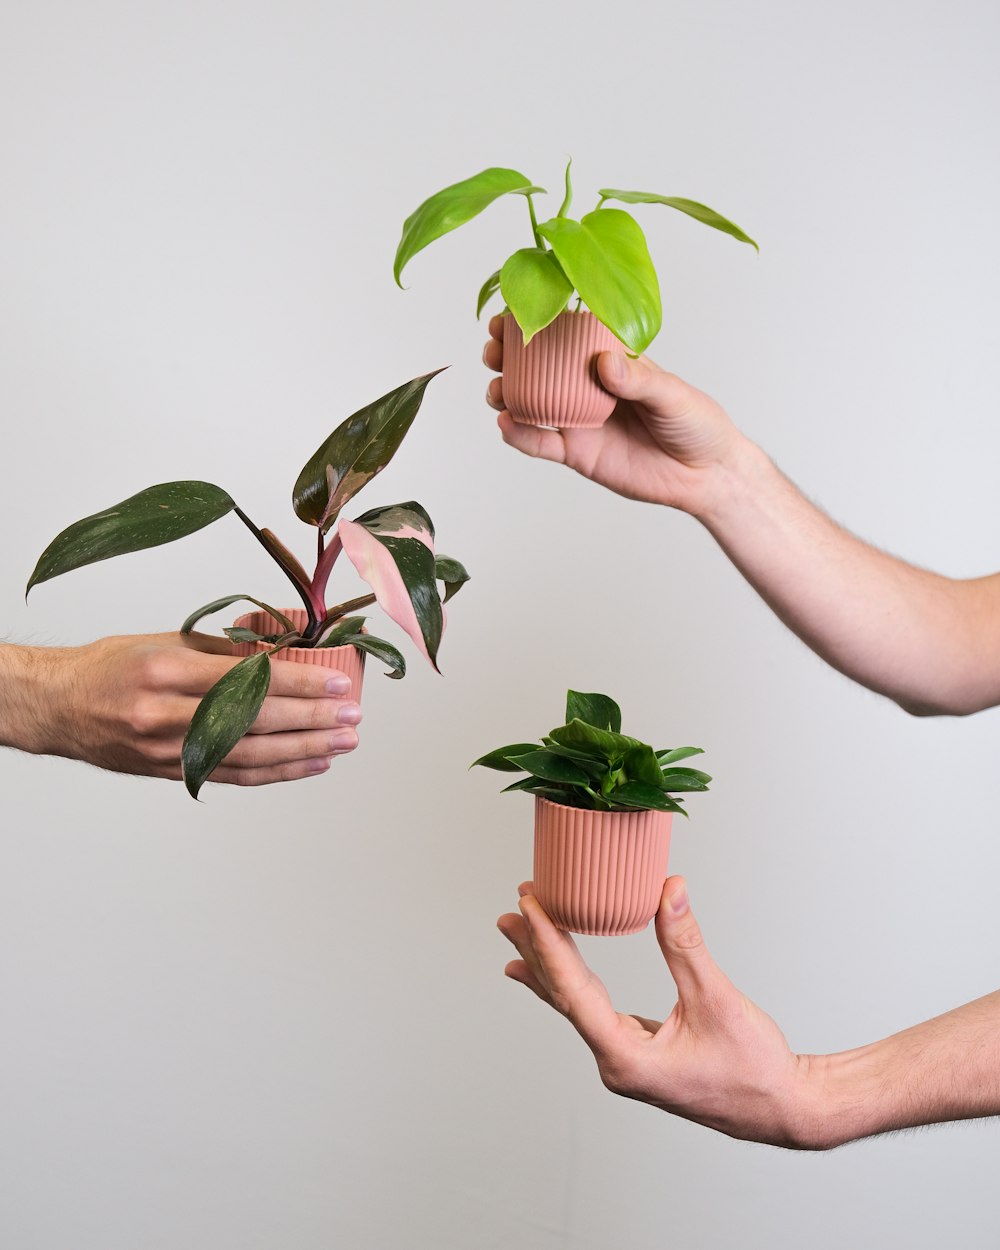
[484,317,750,517]
[22,631,362,786]
[497,877,822,1149]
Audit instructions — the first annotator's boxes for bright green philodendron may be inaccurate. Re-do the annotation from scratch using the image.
[472,690,710,815]
[394,162,757,355]
[26,371,470,799]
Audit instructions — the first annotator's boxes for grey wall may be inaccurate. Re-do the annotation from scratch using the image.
[1,1,998,1246]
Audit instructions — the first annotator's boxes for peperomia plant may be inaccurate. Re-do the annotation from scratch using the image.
[394,162,757,355]
[26,370,470,799]
[472,690,710,815]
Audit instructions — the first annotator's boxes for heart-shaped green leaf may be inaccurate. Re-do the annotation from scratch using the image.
[599,190,759,251]
[27,481,235,594]
[623,744,665,787]
[613,781,687,815]
[181,650,272,800]
[547,718,643,761]
[499,248,573,344]
[394,168,543,286]
[565,690,622,733]
[339,501,443,670]
[293,371,445,531]
[434,554,470,603]
[471,743,543,772]
[477,269,502,319]
[180,595,295,636]
[537,209,661,354]
[507,749,592,788]
[656,746,705,766]
[660,772,710,792]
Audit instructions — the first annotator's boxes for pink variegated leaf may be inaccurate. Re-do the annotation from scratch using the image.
[338,501,444,670]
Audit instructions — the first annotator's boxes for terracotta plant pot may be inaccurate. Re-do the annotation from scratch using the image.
[532,796,672,936]
[230,608,366,703]
[502,309,626,429]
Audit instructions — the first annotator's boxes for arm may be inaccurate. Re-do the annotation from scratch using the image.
[0,631,362,786]
[498,879,1000,1150]
[484,323,1000,715]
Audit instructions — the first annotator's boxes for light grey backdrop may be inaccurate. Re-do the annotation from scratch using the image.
[1,1,998,1246]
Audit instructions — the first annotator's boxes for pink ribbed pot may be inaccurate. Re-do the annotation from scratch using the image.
[231,608,366,703]
[502,310,626,429]
[533,796,672,936]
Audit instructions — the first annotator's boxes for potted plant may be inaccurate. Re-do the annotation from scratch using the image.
[473,690,710,936]
[394,162,757,428]
[26,370,470,799]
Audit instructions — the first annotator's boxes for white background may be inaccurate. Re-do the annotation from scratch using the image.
[1,1,998,1246]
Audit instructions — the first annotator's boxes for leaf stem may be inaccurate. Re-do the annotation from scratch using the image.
[526,194,544,250]
[233,506,321,630]
[322,592,376,625]
[311,529,343,611]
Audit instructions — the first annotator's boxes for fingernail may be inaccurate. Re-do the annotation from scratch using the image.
[326,675,351,695]
[328,728,357,752]
[667,883,689,916]
[517,884,531,898]
[308,757,331,774]
[336,703,362,726]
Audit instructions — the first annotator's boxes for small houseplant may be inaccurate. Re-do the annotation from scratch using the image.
[27,370,469,799]
[395,162,757,428]
[473,690,710,936]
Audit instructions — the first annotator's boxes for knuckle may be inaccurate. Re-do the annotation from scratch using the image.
[599,1058,639,1098]
[127,696,165,738]
[671,917,706,954]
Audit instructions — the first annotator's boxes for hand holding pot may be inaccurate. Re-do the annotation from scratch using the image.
[498,877,817,1149]
[484,317,748,519]
[0,631,361,786]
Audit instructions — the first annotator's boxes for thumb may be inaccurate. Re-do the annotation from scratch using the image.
[654,876,728,1004]
[597,352,698,420]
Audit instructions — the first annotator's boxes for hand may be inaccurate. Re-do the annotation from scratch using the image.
[497,877,822,1149]
[484,316,749,517]
[20,631,362,786]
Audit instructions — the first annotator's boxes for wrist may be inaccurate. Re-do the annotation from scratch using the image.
[0,643,76,756]
[792,1046,887,1150]
[689,431,772,529]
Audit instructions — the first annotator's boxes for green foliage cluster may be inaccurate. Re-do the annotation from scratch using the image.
[473,690,710,815]
[395,162,757,355]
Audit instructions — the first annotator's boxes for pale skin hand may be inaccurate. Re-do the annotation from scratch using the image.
[485,319,1000,716]
[0,632,362,786]
[498,879,1000,1150]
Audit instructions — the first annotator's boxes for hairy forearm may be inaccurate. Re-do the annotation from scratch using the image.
[697,438,1000,715]
[801,989,1000,1148]
[0,643,68,754]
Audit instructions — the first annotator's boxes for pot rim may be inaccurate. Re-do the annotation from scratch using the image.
[534,794,671,820]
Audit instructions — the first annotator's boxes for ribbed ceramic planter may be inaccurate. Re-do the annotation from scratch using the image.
[231,608,365,703]
[533,796,672,936]
[502,310,625,429]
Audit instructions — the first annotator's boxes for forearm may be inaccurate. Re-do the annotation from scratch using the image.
[697,437,1000,715]
[0,643,68,754]
[802,989,1000,1148]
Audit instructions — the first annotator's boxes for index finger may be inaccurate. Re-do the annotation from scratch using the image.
[518,893,621,1054]
[167,648,351,698]
[488,314,504,342]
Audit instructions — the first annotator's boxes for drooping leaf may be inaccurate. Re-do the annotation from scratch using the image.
[477,269,502,319]
[223,627,283,644]
[656,746,705,766]
[660,772,710,792]
[565,690,622,734]
[315,615,369,647]
[181,651,272,800]
[537,209,661,355]
[613,781,687,815]
[293,371,445,531]
[661,765,712,785]
[180,595,295,636]
[499,248,573,344]
[27,481,235,594]
[394,168,543,286]
[339,632,407,680]
[434,555,470,603]
[471,744,544,772]
[507,749,592,788]
[338,501,443,670]
[599,190,759,251]
[547,718,642,761]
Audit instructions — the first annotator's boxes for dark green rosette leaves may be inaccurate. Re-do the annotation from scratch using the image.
[27,481,235,594]
[293,371,446,531]
[181,650,272,800]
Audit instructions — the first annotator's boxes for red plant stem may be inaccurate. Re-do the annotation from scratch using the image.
[233,507,323,629]
[322,593,376,625]
[311,529,343,609]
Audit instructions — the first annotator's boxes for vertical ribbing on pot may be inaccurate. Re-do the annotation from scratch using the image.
[230,609,366,699]
[502,310,624,429]
[532,797,672,936]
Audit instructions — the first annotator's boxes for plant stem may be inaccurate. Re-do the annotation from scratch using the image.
[311,529,343,609]
[322,593,376,625]
[233,506,322,630]
[595,195,608,210]
[526,194,544,250]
